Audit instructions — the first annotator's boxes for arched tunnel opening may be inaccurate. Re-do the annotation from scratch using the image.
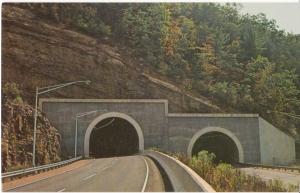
[192,132,239,164]
[89,117,139,158]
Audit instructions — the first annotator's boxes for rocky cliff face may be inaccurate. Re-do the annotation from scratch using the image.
[1,99,61,172]
[2,4,221,113]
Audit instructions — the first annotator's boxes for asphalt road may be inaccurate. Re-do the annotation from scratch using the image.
[7,155,164,192]
[240,167,300,187]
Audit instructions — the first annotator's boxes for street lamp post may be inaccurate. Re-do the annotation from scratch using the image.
[74,110,107,157]
[32,80,91,167]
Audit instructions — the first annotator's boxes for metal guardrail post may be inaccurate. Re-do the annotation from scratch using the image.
[2,156,82,178]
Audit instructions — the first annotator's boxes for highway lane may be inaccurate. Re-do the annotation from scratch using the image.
[240,167,300,186]
[7,155,163,192]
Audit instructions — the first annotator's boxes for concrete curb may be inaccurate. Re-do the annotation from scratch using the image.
[144,150,215,192]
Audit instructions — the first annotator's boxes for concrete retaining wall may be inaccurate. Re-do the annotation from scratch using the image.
[259,118,296,165]
[40,99,168,158]
[167,115,261,163]
[40,98,296,165]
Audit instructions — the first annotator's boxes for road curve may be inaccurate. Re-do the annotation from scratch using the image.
[6,155,164,192]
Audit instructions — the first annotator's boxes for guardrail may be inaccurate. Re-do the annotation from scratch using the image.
[144,150,215,192]
[239,162,300,173]
[2,156,82,179]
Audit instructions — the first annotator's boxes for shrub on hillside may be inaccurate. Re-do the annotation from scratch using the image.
[175,150,297,192]
[2,82,23,104]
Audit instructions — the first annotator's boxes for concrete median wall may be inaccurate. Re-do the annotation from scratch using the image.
[144,150,215,192]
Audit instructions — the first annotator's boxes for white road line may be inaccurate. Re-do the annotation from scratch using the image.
[57,188,66,192]
[101,166,109,171]
[141,157,149,192]
[4,159,97,192]
[100,159,118,171]
[82,173,97,181]
[111,158,118,165]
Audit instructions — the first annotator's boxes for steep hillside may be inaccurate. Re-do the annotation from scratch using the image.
[2,4,221,113]
[1,83,61,172]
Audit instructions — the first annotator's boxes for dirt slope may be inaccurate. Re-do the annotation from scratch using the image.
[2,4,221,113]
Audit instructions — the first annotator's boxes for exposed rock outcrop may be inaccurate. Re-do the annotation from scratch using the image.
[1,99,61,172]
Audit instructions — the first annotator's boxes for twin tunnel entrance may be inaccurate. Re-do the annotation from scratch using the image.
[89,117,139,158]
[85,113,243,164]
[191,132,239,164]
[188,127,244,164]
[84,112,144,158]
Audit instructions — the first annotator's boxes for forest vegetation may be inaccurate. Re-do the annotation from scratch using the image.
[12,3,300,136]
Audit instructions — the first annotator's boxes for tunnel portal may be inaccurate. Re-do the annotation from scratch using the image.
[192,131,239,164]
[89,117,139,158]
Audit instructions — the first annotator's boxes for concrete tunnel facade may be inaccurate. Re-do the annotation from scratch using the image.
[40,98,295,165]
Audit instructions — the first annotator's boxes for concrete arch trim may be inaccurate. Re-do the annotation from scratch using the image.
[187,127,244,163]
[84,112,144,157]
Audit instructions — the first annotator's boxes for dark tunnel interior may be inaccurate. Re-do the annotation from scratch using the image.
[89,117,139,158]
[192,132,239,164]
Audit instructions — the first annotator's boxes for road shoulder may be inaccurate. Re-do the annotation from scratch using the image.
[143,156,165,192]
[2,159,93,191]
